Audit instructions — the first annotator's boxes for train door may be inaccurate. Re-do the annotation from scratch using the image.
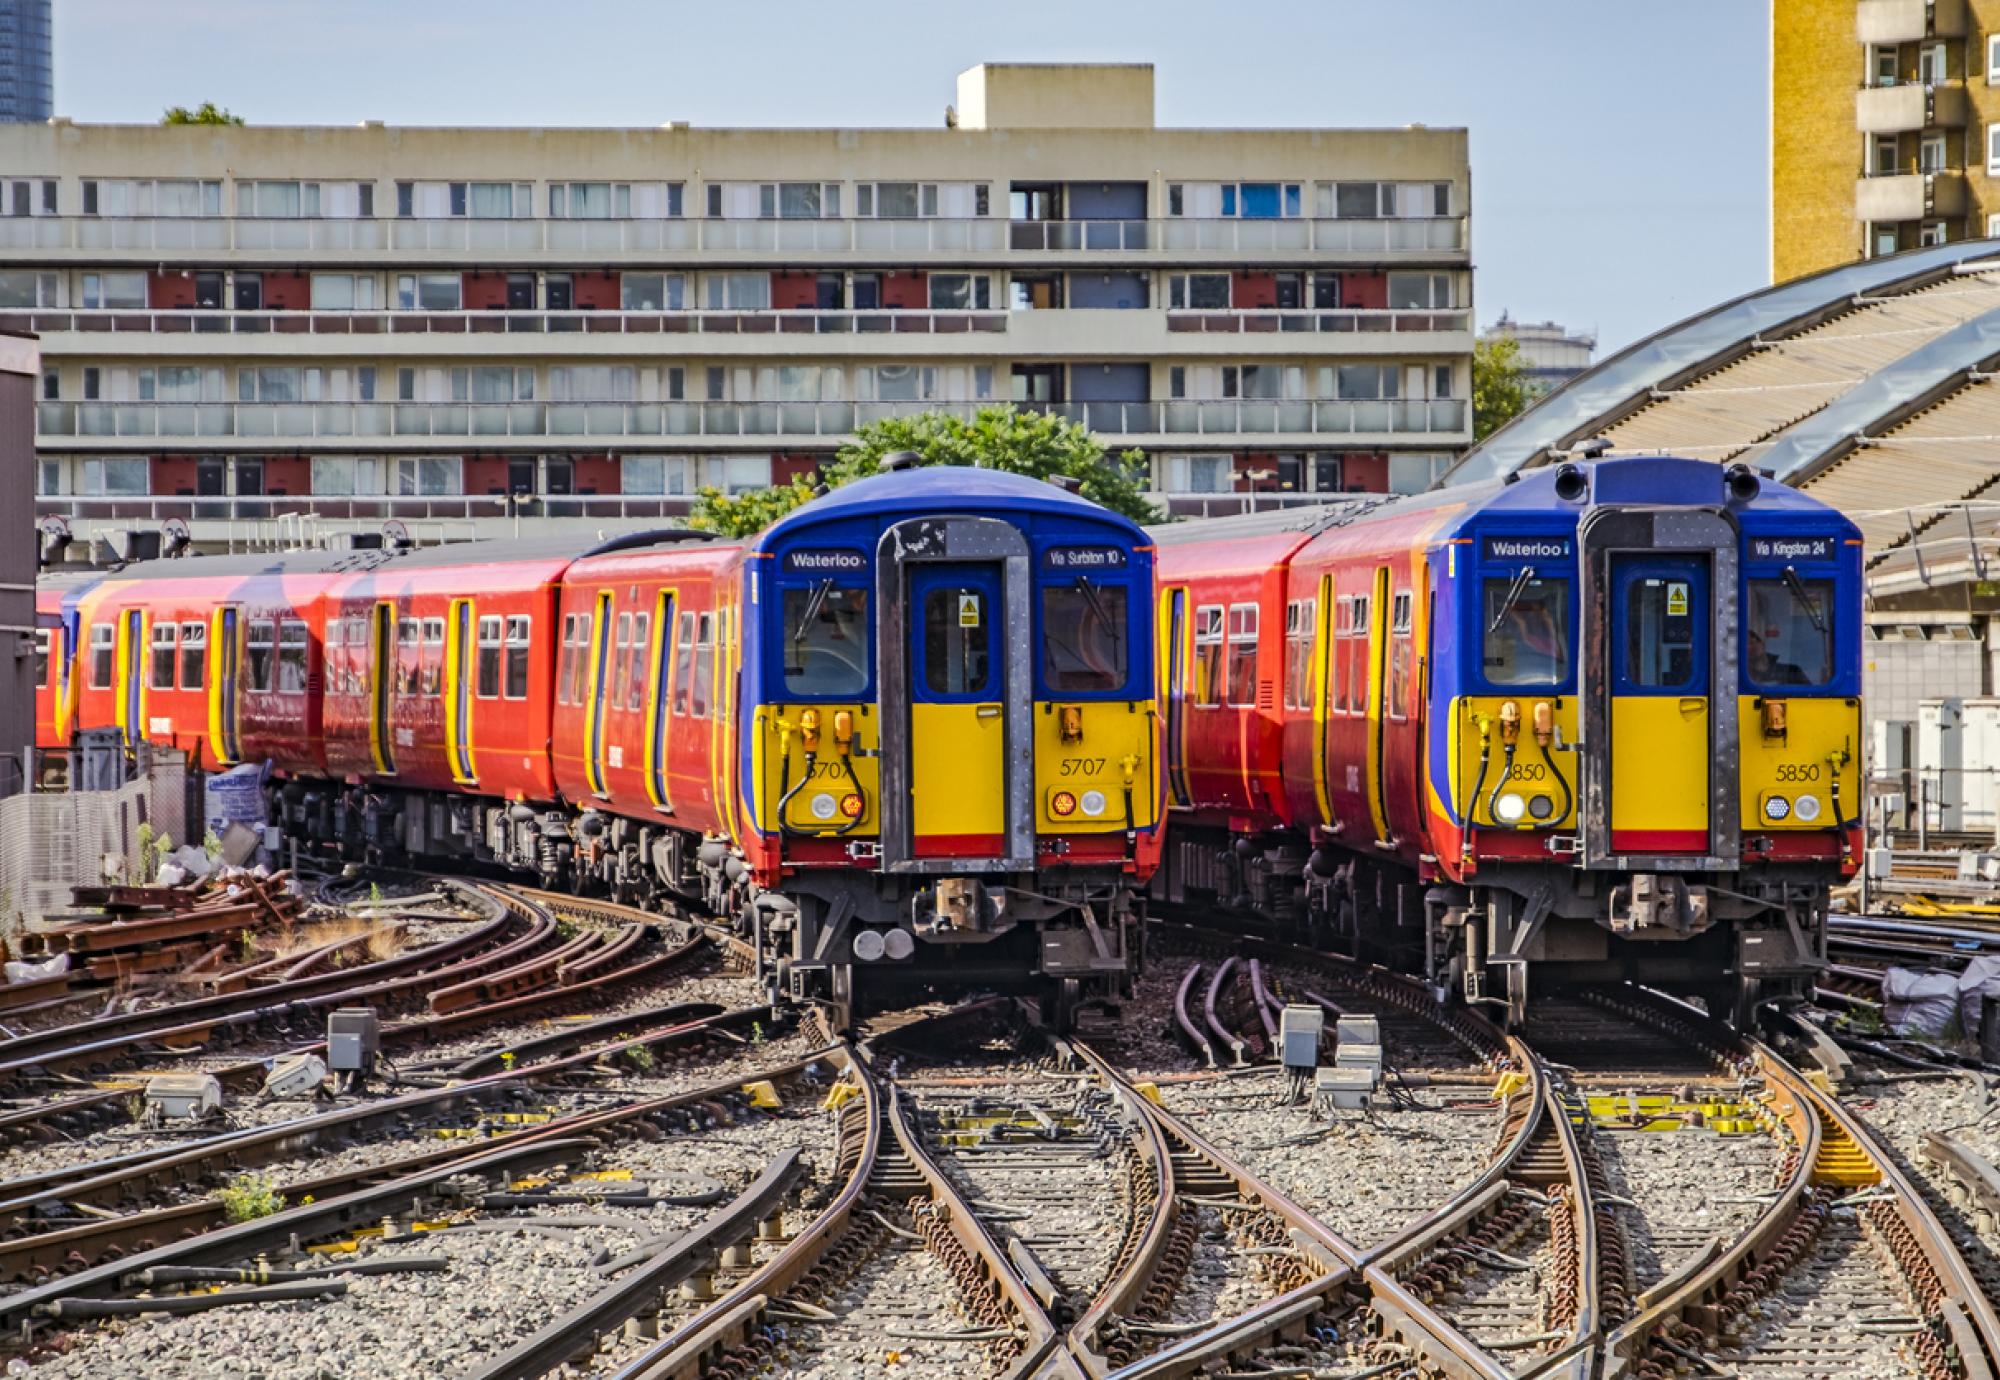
[1311,573,1335,824]
[1363,566,1392,844]
[906,563,1005,856]
[644,591,676,812]
[116,608,145,748]
[585,591,613,797]
[1162,587,1191,809]
[369,602,396,774]
[1608,555,1710,853]
[211,606,241,764]
[445,598,476,783]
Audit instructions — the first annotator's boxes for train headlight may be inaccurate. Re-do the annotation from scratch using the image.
[1764,795,1790,822]
[1051,791,1078,818]
[1494,793,1528,825]
[1793,795,1821,823]
[839,793,864,819]
[810,793,838,821]
[852,929,886,962]
[1527,794,1555,821]
[1080,789,1107,818]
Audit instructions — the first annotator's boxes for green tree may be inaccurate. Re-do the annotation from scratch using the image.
[1472,334,1533,443]
[162,102,244,126]
[689,406,1156,537]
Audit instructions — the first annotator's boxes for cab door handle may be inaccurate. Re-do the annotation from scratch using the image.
[976,704,1002,718]
[1678,697,1706,714]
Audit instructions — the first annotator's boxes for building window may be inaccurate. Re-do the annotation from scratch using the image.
[392,456,462,495]
[927,273,991,310]
[1987,124,2000,176]
[1873,223,1899,257]
[704,273,771,310]
[80,271,146,310]
[1919,42,1946,86]
[396,273,462,311]
[1387,272,1453,310]
[0,270,57,308]
[1167,273,1231,309]
[621,272,685,310]
[1318,181,1449,219]
[5,178,54,216]
[620,455,690,496]
[1989,35,2000,85]
[855,182,985,218]
[1988,214,2000,238]
[1387,455,1451,494]
[1919,134,1947,173]
[1873,45,1899,88]
[1919,220,1947,247]
[82,179,220,217]
[1330,364,1401,400]
[311,273,378,310]
[312,457,383,496]
[549,365,635,401]
[79,457,148,495]
[700,455,772,495]
[40,370,58,402]
[1875,136,1899,176]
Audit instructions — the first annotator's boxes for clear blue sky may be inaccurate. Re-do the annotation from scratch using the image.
[52,0,1768,356]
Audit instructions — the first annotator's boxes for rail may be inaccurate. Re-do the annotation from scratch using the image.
[0,213,1468,258]
[34,396,1469,445]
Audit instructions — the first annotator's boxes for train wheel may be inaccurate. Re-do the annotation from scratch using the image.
[1048,977,1082,1035]
[1732,975,1766,1031]
[1505,963,1529,1031]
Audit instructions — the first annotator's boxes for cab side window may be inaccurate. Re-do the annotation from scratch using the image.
[1193,604,1224,707]
[150,622,177,690]
[89,622,115,689]
[1225,603,1258,707]
[179,621,206,690]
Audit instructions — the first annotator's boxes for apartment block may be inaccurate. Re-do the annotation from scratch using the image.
[1773,0,2000,280]
[1,63,1472,548]
[0,1,51,125]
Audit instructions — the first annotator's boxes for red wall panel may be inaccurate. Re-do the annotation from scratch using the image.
[882,271,928,310]
[261,272,310,311]
[151,455,197,495]
[464,455,510,496]
[148,272,197,310]
[1338,273,1387,310]
[1341,451,1388,492]
[771,452,821,485]
[1231,273,1277,310]
[263,456,310,497]
[770,273,818,311]
[574,454,618,494]
[461,273,509,311]
[572,272,620,311]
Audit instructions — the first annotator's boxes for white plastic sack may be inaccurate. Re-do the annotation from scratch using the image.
[155,863,186,888]
[203,763,267,839]
[1957,956,2000,1039]
[4,953,69,984]
[166,844,214,881]
[1883,966,1961,1038]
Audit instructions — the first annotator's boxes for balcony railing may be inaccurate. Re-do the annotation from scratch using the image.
[1,307,1009,337]
[0,214,1468,260]
[36,397,1468,444]
[1165,309,1467,334]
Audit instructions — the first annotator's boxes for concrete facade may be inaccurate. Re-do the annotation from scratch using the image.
[0,63,1473,552]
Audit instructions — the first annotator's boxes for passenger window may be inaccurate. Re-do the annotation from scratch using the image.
[1482,576,1570,687]
[423,618,445,696]
[569,613,592,706]
[504,616,531,700]
[180,621,206,690]
[1043,581,1127,693]
[245,621,275,692]
[1346,596,1370,710]
[923,586,992,696]
[277,621,310,694]
[89,622,114,690]
[1624,580,1695,688]
[556,614,576,706]
[782,583,869,697]
[1283,598,1315,710]
[1747,576,1834,687]
[1193,605,1224,708]
[476,615,502,698]
[399,618,422,695]
[150,622,178,690]
[627,612,649,710]
[1389,592,1413,718]
[1226,603,1258,707]
[692,612,715,718]
[611,612,633,707]
[672,612,695,715]
[34,628,49,688]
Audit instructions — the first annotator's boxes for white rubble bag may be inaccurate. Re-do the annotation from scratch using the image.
[1957,956,2000,1039]
[1882,967,1961,1038]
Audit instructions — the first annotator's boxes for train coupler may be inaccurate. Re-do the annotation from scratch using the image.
[1608,873,1710,936]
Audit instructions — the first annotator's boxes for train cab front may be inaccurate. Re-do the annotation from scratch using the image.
[1441,458,1857,1025]
[748,463,1158,1022]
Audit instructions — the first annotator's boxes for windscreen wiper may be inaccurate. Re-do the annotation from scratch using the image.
[1486,566,1535,634]
[1075,575,1112,631]
[1782,565,1826,633]
[791,578,834,649]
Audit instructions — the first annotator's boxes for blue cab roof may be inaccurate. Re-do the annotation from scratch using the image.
[757,465,1143,551]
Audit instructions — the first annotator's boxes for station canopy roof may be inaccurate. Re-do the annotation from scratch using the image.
[1440,240,2000,595]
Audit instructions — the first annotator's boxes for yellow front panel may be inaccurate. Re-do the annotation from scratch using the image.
[753,703,881,835]
[1610,695,1710,838]
[1449,695,1580,829]
[1737,695,1859,831]
[911,701,1005,839]
[1034,701,1156,832]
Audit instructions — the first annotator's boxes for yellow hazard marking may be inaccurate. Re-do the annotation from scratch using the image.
[742,1079,782,1110]
[1491,1071,1530,1101]
[822,1081,861,1112]
[1134,1081,1162,1106]
[1809,1106,1881,1188]
[1667,582,1688,617]
[958,593,981,628]
[1581,1092,1764,1135]
[574,1169,634,1183]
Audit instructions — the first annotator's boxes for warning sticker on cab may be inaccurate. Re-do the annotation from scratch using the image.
[958,594,981,628]
[1666,583,1688,617]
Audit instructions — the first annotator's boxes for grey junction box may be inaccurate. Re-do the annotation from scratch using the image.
[1279,1004,1324,1071]
[327,1007,380,1073]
